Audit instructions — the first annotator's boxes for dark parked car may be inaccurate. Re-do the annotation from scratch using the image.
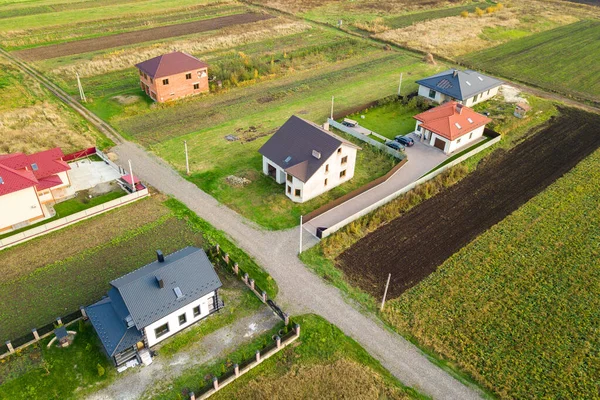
[385,141,405,151]
[394,135,414,147]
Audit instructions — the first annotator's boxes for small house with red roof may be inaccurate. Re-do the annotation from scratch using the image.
[413,102,492,154]
[0,148,71,233]
[135,51,208,103]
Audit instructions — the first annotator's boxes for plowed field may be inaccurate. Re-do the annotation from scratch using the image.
[13,12,273,61]
[338,107,600,298]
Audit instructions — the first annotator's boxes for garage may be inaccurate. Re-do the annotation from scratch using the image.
[433,137,446,152]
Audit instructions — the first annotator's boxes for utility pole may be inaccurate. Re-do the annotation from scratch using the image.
[128,159,136,193]
[76,72,86,103]
[330,96,334,120]
[184,140,190,175]
[299,215,303,255]
[397,73,403,97]
[380,273,391,311]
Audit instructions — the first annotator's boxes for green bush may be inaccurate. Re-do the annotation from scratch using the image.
[96,363,105,377]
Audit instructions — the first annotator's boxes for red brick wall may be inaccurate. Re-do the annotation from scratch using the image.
[138,68,208,103]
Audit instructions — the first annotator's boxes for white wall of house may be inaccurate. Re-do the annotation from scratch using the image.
[418,85,447,104]
[419,85,499,106]
[446,125,485,153]
[0,187,44,231]
[285,144,358,203]
[262,157,286,184]
[144,291,216,347]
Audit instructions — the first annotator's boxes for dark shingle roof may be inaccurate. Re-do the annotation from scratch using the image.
[111,247,222,329]
[416,69,502,101]
[258,116,360,182]
[135,52,208,79]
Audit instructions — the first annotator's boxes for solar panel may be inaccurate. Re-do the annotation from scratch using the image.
[436,79,453,89]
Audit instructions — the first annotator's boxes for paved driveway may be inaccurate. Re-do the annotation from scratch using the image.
[305,133,447,236]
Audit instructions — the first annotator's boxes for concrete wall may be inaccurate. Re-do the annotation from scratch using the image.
[0,187,149,250]
[139,68,208,103]
[145,291,216,347]
[418,85,446,103]
[320,134,502,238]
[287,144,358,203]
[0,187,44,231]
[446,125,485,153]
[328,119,404,159]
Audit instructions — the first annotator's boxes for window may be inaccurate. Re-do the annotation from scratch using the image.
[325,164,329,173]
[162,78,169,85]
[287,186,291,194]
[340,170,346,178]
[186,73,192,80]
[150,78,153,83]
[341,156,348,165]
[324,178,328,186]
[207,296,216,312]
[295,189,301,197]
[428,89,436,99]
[178,313,187,326]
[287,174,293,183]
[154,323,169,338]
[416,125,421,132]
[143,73,147,79]
[31,163,38,171]
[469,132,473,139]
[193,306,201,317]
[139,70,143,76]
[337,148,342,154]
[193,83,200,90]
[457,138,462,144]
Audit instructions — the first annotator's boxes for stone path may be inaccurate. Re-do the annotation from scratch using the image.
[113,142,484,400]
[86,309,280,400]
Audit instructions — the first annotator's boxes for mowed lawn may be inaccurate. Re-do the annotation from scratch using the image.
[150,314,418,400]
[345,101,420,140]
[382,147,600,399]
[0,196,277,340]
[461,20,600,103]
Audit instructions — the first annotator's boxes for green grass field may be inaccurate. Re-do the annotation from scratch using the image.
[461,20,600,103]
[345,101,421,140]
[0,196,277,340]
[384,2,490,29]
[383,145,600,399]
[149,314,421,400]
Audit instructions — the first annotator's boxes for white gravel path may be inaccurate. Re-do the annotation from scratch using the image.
[113,142,484,400]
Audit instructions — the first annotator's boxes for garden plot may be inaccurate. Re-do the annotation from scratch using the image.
[338,107,600,298]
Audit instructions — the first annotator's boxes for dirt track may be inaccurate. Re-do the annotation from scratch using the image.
[338,107,600,299]
[13,13,273,61]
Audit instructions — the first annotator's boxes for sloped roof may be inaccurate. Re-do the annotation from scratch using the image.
[110,247,222,329]
[135,52,208,79]
[414,101,491,141]
[416,69,502,101]
[258,116,360,182]
[0,148,70,196]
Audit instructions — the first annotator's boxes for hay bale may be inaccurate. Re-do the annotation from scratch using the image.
[424,53,436,65]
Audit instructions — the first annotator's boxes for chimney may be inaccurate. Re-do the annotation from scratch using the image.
[453,69,458,78]
[156,250,164,263]
[456,103,463,114]
[156,276,164,289]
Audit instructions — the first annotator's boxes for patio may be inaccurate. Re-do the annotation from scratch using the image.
[67,159,122,192]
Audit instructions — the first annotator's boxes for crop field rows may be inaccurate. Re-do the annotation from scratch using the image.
[338,107,600,298]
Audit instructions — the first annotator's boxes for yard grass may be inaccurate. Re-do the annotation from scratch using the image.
[345,101,421,140]
[0,59,112,154]
[460,20,600,104]
[382,145,600,399]
[0,196,277,340]
[148,314,423,400]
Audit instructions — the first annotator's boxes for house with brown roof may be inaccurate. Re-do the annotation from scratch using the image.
[0,148,72,232]
[413,101,491,154]
[259,116,361,203]
[135,51,208,103]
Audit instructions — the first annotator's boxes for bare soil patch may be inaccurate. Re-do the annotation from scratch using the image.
[338,108,600,298]
[14,13,274,61]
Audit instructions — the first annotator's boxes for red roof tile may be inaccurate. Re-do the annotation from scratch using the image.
[135,52,208,79]
[36,175,64,191]
[0,164,38,196]
[414,102,491,141]
[27,148,70,180]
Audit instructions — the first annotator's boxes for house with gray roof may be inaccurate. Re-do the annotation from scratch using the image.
[259,116,361,203]
[416,69,502,107]
[86,247,223,367]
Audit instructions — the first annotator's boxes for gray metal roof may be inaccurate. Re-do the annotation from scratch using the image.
[258,116,360,182]
[416,69,502,101]
[110,247,222,329]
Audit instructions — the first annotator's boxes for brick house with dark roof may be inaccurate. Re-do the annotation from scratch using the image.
[135,51,209,103]
[86,247,223,367]
[0,148,72,232]
[259,116,361,203]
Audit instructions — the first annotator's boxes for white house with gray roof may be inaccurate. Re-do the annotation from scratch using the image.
[416,69,502,107]
[86,247,223,367]
[259,116,361,203]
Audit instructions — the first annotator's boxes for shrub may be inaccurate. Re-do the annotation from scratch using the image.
[486,6,496,14]
[97,363,105,377]
[475,7,484,16]
[496,3,504,10]
[460,11,469,18]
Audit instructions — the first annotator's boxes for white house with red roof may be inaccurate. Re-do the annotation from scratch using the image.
[0,148,72,233]
[413,102,492,154]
